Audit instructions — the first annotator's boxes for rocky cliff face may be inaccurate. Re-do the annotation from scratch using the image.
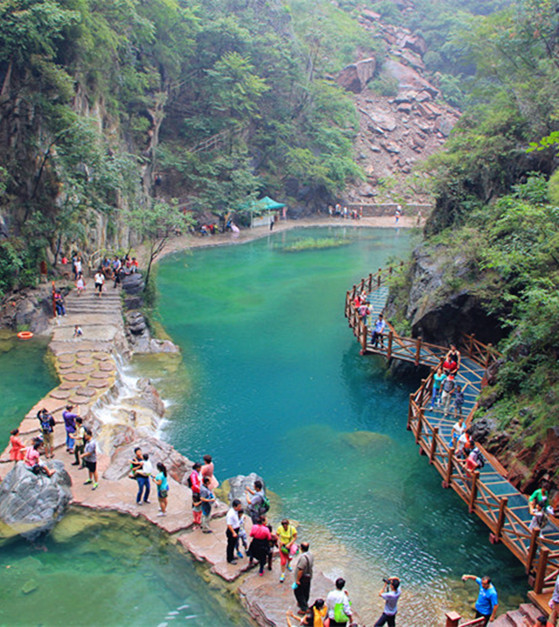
[385,245,503,345]
[335,8,460,206]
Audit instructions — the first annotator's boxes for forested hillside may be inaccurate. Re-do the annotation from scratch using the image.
[0,0,515,296]
[386,0,559,488]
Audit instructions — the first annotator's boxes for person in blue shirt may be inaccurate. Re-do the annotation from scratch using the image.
[462,574,499,625]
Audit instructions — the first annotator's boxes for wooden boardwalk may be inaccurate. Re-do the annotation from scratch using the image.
[345,269,559,612]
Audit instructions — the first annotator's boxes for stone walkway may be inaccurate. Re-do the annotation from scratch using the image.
[0,285,334,626]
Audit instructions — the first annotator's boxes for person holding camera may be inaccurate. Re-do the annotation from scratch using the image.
[374,577,401,627]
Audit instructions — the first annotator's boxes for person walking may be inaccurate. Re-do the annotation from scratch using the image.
[199,476,216,533]
[276,518,298,583]
[441,374,455,417]
[94,270,105,297]
[81,428,99,490]
[188,462,203,527]
[293,542,313,614]
[153,462,169,516]
[226,499,243,564]
[62,404,79,454]
[461,574,498,626]
[371,313,386,349]
[326,577,353,626]
[70,417,85,466]
[430,367,446,409]
[374,577,401,626]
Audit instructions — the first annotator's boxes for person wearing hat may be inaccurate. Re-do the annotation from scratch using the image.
[374,577,401,626]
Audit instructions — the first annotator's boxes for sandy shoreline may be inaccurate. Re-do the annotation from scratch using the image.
[139,214,420,265]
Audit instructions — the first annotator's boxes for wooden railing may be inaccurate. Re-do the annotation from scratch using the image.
[345,270,559,599]
[445,613,486,627]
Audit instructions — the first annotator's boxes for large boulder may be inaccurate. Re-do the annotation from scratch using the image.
[121,273,144,295]
[226,473,265,508]
[383,59,439,98]
[336,58,376,93]
[0,460,72,539]
[104,434,192,484]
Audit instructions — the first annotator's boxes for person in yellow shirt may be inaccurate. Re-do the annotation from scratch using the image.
[276,518,298,583]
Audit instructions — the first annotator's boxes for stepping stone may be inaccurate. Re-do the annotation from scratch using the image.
[58,383,76,390]
[58,364,74,371]
[50,389,71,400]
[99,362,115,372]
[75,387,95,398]
[92,353,112,361]
[89,380,109,389]
[90,371,109,379]
[77,358,94,366]
[58,354,75,364]
[69,395,91,405]
[63,373,87,382]
[74,366,95,375]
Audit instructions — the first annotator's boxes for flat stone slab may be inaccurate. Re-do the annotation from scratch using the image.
[99,362,115,372]
[77,358,94,366]
[75,387,95,397]
[90,371,110,379]
[50,389,71,400]
[89,379,110,389]
[92,353,112,361]
[58,354,75,364]
[63,373,87,382]
[68,395,92,406]
[53,326,120,342]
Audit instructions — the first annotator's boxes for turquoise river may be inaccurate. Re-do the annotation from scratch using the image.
[154,226,526,625]
[0,226,526,626]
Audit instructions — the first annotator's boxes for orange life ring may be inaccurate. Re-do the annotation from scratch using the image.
[17,331,33,340]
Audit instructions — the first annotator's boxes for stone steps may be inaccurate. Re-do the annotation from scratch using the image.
[491,603,544,627]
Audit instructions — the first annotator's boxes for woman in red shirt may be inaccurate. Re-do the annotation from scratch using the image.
[9,429,25,461]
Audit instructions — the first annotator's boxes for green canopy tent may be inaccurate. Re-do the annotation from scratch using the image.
[244,196,286,228]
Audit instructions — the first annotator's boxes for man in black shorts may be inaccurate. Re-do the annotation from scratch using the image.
[81,428,99,490]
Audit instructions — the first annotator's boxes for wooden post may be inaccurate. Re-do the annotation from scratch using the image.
[345,292,350,319]
[469,333,475,356]
[407,394,414,430]
[445,612,461,627]
[361,323,368,353]
[377,268,381,287]
[430,426,439,464]
[420,378,428,406]
[389,266,393,276]
[415,336,422,366]
[490,497,508,544]
[443,448,454,488]
[387,331,393,360]
[486,343,493,368]
[360,278,365,292]
[469,470,479,513]
[533,547,550,592]
[526,526,541,575]
[368,273,372,291]
[415,409,424,444]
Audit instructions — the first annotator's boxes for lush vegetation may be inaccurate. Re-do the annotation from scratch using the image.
[278,236,351,252]
[388,0,559,476]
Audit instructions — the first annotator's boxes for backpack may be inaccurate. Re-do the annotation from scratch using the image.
[39,414,53,433]
[475,449,486,469]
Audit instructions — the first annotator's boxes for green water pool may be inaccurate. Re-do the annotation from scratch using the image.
[155,227,527,624]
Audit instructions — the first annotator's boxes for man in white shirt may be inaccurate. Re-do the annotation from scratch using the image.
[326,577,353,626]
[226,499,243,564]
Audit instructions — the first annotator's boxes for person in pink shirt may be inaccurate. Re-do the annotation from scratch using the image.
[249,516,272,576]
[23,439,55,477]
[188,462,202,527]
[201,454,219,490]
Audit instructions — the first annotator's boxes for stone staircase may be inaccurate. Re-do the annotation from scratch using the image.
[491,602,545,626]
